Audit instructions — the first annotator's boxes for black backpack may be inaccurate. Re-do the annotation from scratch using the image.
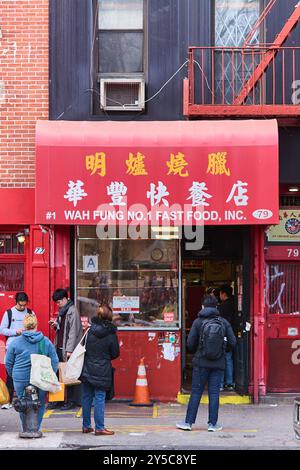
[199,317,226,361]
[7,308,32,329]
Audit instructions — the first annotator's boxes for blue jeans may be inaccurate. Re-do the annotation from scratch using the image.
[82,382,106,431]
[186,367,223,426]
[14,382,47,431]
[220,351,234,387]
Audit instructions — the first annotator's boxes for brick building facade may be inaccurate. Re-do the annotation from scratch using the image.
[0,0,48,187]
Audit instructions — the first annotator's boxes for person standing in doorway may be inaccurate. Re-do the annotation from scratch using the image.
[0,292,35,409]
[218,284,236,391]
[176,295,236,431]
[49,288,83,410]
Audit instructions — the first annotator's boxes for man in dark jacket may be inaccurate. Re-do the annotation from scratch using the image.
[176,295,236,432]
[218,284,235,391]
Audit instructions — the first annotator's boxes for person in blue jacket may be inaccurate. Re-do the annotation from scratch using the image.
[5,313,59,432]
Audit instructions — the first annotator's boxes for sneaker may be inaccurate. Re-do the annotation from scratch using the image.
[47,402,60,410]
[1,403,12,410]
[60,402,77,411]
[208,423,223,432]
[225,384,234,391]
[176,421,192,431]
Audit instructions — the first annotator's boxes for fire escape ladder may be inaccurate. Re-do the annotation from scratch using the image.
[242,0,277,48]
[234,3,300,106]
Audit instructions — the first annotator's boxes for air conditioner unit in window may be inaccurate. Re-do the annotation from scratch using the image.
[100,78,145,111]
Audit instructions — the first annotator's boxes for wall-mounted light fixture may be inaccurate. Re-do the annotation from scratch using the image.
[16,228,30,244]
[288,187,300,193]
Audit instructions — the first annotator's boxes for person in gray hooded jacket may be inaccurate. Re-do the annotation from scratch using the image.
[176,295,236,432]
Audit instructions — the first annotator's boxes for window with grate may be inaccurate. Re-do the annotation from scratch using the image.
[0,233,24,254]
[0,263,24,291]
[97,0,145,74]
[265,263,300,315]
[214,0,261,104]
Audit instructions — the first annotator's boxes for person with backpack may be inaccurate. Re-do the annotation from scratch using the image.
[0,292,35,409]
[176,295,236,432]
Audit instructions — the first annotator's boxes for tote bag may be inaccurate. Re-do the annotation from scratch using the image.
[0,378,10,405]
[58,362,81,385]
[64,328,89,381]
[30,338,61,393]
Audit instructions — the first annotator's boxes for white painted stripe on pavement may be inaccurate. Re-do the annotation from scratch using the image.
[0,432,64,449]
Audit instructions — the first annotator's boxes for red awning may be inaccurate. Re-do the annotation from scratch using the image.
[35,120,279,226]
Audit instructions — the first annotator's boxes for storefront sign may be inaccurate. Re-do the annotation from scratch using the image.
[267,210,300,242]
[113,296,140,314]
[36,120,279,226]
[83,255,98,273]
[163,312,175,322]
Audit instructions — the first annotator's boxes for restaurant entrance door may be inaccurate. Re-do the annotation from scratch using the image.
[181,226,251,396]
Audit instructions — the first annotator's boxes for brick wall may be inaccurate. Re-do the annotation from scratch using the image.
[0,0,48,188]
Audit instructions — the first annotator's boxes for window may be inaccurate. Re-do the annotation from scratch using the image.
[0,263,24,291]
[214,0,261,104]
[76,227,180,329]
[265,263,300,315]
[0,233,24,254]
[215,0,261,47]
[97,0,145,74]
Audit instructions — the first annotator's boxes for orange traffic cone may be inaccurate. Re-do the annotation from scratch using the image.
[129,357,153,407]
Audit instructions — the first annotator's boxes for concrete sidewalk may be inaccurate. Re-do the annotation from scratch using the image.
[0,401,298,450]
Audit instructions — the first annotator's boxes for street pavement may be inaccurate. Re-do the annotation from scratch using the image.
[0,400,299,451]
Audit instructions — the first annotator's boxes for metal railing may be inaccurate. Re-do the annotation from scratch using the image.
[187,45,300,109]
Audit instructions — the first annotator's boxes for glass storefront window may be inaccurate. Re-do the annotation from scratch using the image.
[76,228,180,329]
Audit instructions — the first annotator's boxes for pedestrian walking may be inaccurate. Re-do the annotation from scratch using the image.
[218,284,236,391]
[176,295,236,431]
[0,292,34,409]
[49,288,83,410]
[80,304,119,435]
[5,313,58,432]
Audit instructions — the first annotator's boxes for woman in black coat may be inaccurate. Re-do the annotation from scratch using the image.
[80,304,119,435]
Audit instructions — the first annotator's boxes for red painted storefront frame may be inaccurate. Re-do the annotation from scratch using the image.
[264,243,300,392]
[0,117,282,400]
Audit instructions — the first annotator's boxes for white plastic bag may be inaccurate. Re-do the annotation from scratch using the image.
[64,329,89,380]
[30,354,61,393]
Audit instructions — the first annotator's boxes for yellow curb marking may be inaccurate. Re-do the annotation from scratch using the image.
[43,410,54,419]
[75,408,82,418]
[177,393,252,406]
[152,404,159,418]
